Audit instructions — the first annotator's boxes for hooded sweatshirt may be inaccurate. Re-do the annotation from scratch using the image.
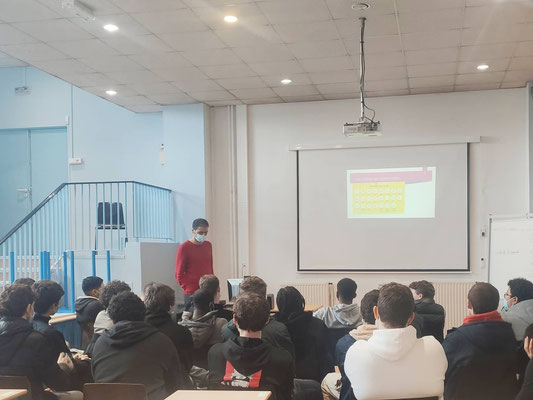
[501,298,533,340]
[75,296,104,324]
[179,310,226,349]
[91,320,185,400]
[313,303,363,329]
[208,337,294,400]
[345,325,447,400]
[414,297,445,342]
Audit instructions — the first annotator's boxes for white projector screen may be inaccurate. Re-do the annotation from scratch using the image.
[297,143,469,271]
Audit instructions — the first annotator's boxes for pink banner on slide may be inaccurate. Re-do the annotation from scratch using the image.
[350,168,433,184]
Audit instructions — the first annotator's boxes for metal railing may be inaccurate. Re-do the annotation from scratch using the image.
[0,181,173,288]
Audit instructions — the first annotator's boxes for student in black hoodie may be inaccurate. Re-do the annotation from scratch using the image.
[91,291,186,400]
[143,282,194,376]
[0,284,82,400]
[409,280,445,342]
[75,276,104,349]
[275,286,332,382]
[208,293,294,400]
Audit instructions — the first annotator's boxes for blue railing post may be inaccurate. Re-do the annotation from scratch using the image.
[63,252,68,309]
[9,251,15,283]
[39,251,45,280]
[91,250,97,276]
[106,250,111,282]
[69,251,75,311]
[44,252,51,280]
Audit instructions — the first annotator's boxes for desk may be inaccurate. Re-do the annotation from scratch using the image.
[50,313,76,325]
[0,389,28,400]
[166,391,271,400]
[271,304,322,313]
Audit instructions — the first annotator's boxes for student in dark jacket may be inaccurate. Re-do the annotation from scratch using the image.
[442,282,520,400]
[517,323,533,399]
[208,293,294,400]
[0,284,83,400]
[75,276,104,349]
[143,282,194,376]
[198,274,234,321]
[409,280,445,342]
[275,286,332,382]
[91,291,186,400]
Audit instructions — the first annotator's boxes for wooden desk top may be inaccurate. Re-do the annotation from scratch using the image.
[166,391,271,400]
[50,313,76,325]
[271,304,322,313]
[0,389,28,400]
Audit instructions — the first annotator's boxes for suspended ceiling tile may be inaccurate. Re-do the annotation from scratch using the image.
[152,66,208,81]
[405,47,458,65]
[128,51,192,69]
[274,21,340,43]
[232,44,294,63]
[289,40,347,60]
[13,19,94,42]
[248,60,304,75]
[326,0,395,19]
[215,26,282,47]
[463,4,529,28]
[56,72,116,87]
[188,90,236,101]
[192,3,269,29]
[461,24,524,46]
[70,14,151,37]
[407,63,457,78]
[171,79,224,92]
[515,41,533,57]
[399,8,463,33]
[408,75,456,88]
[102,34,173,55]
[127,104,164,113]
[316,82,359,95]
[364,51,406,67]
[457,59,510,74]
[32,59,96,75]
[299,56,354,73]
[181,48,242,66]
[113,94,156,106]
[508,56,533,70]
[82,84,138,97]
[130,9,207,34]
[216,76,268,90]
[229,87,277,99]
[78,55,143,72]
[401,30,461,51]
[241,97,283,105]
[459,43,516,61]
[272,84,319,97]
[0,43,68,61]
[260,73,312,87]
[0,0,59,22]
[159,31,227,51]
[105,69,163,84]
[128,81,180,95]
[409,86,454,95]
[322,92,359,100]
[344,35,402,55]
[454,82,501,91]
[396,0,465,12]
[49,39,120,58]
[37,0,123,17]
[257,0,331,25]
[308,69,358,84]
[110,0,187,13]
[204,99,244,106]
[0,24,39,45]
[503,69,533,82]
[147,92,196,105]
[280,94,324,102]
[366,89,410,97]
[336,14,399,38]
[364,78,409,91]
[199,63,257,79]
[365,66,408,81]
[455,71,505,85]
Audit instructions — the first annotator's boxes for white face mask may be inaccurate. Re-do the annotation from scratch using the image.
[195,234,205,243]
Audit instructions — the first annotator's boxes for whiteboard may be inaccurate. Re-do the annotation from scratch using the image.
[489,216,533,297]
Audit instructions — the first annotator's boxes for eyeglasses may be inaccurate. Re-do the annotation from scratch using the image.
[504,293,515,299]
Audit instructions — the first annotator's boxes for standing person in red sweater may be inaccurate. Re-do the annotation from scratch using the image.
[175,218,213,308]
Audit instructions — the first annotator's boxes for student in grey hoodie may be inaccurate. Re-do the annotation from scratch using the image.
[313,278,363,329]
[501,278,533,341]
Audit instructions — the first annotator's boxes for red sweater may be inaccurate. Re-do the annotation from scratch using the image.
[175,240,213,295]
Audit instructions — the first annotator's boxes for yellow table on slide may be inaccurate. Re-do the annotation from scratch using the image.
[166,391,271,400]
[0,389,28,400]
[351,181,405,215]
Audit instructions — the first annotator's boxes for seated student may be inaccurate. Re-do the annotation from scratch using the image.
[443,282,520,400]
[501,278,533,341]
[409,280,445,342]
[345,282,447,400]
[13,277,36,286]
[143,282,194,377]
[85,280,131,357]
[0,284,83,400]
[91,291,185,400]
[221,276,295,358]
[208,293,294,400]
[322,289,379,400]
[275,286,332,382]
[199,274,233,321]
[517,323,533,399]
[179,288,227,369]
[75,276,104,349]
[313,278,362,330]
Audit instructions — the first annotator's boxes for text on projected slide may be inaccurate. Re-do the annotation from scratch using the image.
[347,167,436,219]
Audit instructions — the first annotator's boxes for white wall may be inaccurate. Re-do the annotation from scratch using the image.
[208,88,528,300]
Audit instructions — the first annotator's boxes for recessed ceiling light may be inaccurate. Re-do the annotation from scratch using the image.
[224,15,238,23]
[103,24,119,32]
[106,90,117,96]
[352,3,370,10]
[477,64,489,71]
[281,79,292,85]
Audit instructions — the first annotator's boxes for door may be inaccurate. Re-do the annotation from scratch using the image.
[0,127,68,238]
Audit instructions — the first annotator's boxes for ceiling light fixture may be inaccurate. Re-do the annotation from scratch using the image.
[352,3,370,10]
[61,0,95,22]
[477,64,489,71]
[224,15,238,23]
[106,90,117,96]
[281,79,292,85]
[103,24,119,32]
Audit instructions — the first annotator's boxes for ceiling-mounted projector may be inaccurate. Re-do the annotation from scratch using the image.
[62,0,95,21]
[344,120,382,137]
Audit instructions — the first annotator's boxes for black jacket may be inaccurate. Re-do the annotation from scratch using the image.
[414,298,445,343]
[442,320,520,400]
[208,337,294,400]
[31,314,70,358]
[336,334,356,400]
[517,358,533,400]
[0,317,75,400]
[145,311,194,375]
[75,297,104,324]
[91,320,186,400]
[276,311,332,381]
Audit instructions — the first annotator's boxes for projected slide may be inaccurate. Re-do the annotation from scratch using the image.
[347,167,436,219]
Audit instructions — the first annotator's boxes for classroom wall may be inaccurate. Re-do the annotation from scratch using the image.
[208,88,528,300]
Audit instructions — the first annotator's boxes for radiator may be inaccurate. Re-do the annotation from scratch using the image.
[282,282,335,308]
[433,281,476,334]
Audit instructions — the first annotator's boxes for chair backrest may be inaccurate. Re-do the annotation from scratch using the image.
[325,327,353,357]
[0,375,32,400]
[83,383,147,400]
[97,202,125,227]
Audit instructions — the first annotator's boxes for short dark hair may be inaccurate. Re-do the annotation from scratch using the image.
[508,278,533,303]
[100,281,131,309]
[82,276,104,296]
[143,283,175,314]
[33,280,64,314]
[409,280,436,299]
[192,218,209,230]
[337,278,357,301]
[276,286,305,323]
[0,284,35,318]
[468,282,499,314]
[240,276,267,297]
[524,323,533,341]
[199,275,219,298]
[13,278,35,287]
[233,293,270,332]
[377,283,414,328]
[108,291,146,323]
[361,289,380,324]
[192,288,214,313]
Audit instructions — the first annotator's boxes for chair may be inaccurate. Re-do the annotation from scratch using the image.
[0,375,32,400]
[325,327,353,358]
[83,383,147,400]
[94,202,126,249]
